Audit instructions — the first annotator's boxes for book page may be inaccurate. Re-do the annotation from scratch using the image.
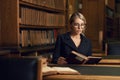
[42,66,58,76]
[71,51,88,60]
[71,51,102,64]
[42,66,80,76]
[52,67,80,75]
[88,56,102,58]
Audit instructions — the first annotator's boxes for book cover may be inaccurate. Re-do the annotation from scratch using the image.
[67,51,102,64]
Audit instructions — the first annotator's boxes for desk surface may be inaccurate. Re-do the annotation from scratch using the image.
[99,55,120,64]
[99,59,120,64]
[0,50,10,56]
[44,75,120,80]
[44,64,120,80]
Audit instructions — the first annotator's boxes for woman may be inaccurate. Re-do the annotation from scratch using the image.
[52,12,92,64]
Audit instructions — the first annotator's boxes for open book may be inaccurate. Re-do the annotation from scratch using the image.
[42,66,80,76]
[66,51,102,64]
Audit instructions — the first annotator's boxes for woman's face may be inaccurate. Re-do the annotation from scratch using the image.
[71,17,85,35]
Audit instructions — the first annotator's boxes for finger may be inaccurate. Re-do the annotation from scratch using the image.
[57,59,67,64]
[59,57,66,60]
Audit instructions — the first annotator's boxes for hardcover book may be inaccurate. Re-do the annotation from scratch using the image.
[66,51,102,64]
[42,66,80,76]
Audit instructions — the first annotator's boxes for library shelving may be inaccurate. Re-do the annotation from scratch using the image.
[77,0,105,52]
[105,6,114,39]
[0,0,66,56]
[114,0,120,40]
[105,0,115,41]
[76,0,116,54]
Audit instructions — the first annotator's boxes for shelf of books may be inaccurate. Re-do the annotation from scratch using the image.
[19,29,59,47]
[105,1,115,41]
[0,0,66,55]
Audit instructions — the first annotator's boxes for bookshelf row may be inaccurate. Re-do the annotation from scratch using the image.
[20,29,59,47]
[117,17,120,24]
[106,17,114,26]
[0,0,67,55]
[20,7,65,27]
[106,6,114,18]
[105,0,115,40]
[20,0,66,10]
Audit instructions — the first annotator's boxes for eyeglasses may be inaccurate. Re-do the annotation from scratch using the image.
[72,23,85,29]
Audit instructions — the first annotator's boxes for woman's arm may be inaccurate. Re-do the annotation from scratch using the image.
[52,35,67,64]
[52,35,62,63]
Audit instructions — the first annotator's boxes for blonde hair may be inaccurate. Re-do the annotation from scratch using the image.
[69,12,86,34]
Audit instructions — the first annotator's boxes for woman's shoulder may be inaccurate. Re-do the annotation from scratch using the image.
[58,32,70,38]
[81,34,91,43]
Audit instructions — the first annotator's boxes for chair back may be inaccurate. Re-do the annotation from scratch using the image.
[106,42,120,55]
[0,57,42,80]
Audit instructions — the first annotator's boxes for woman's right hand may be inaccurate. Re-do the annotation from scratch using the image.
[57,57,67,64]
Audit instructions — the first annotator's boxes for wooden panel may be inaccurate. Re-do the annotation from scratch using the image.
[43,64,120,80]
[68,0,78,19]
[0,50,10,56]
[107,0,115,9]
[0,0,19,46]
[82,0,105,51]
[44,75,120,80]
[0,1,1,46]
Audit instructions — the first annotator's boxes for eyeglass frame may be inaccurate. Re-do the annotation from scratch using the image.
[72,23,86,29]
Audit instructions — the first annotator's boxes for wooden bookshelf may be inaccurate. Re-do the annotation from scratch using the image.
[115,1,120,40]
[105,1,115,40]
[0,0,66,55]
[78,0,105,51]
[105,0,115,10]
[76,0,116,53]
[0,4,1,46]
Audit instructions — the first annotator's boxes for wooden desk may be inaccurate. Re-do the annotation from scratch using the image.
[0,50,10,56]
[43,64,120,80]
[44,75,120,80]
[99,59,120,64]
[99,55,120,65]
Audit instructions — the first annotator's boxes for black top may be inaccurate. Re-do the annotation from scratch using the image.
[52,32,92,64]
